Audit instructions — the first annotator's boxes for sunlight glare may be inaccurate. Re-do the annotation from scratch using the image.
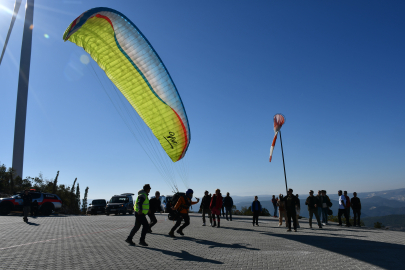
[80,54,90,65]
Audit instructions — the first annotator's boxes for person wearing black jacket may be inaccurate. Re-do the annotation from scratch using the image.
[351,192,362,226]
[200,191,212,226]
[148,191,162,233]
[21,190,32,223]
[305,190,322,229]
[223,192,234,221]
[282,189,299,232]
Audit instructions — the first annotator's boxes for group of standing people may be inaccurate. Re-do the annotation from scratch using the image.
[338,190,362,227]
[200,190,234,227]
[271,189,362,232]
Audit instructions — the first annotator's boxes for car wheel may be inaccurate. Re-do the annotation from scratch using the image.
[106,213,110,216]
[0,203,12,215]
[122,210,126,215]
[41,203,53,216]
[128,210,133,215]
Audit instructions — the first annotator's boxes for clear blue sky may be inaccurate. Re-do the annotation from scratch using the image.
[1,0,404,200]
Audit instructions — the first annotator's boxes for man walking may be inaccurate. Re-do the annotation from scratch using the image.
[148,191,162,233]
[200,191,212,226]
[125,184,151,246]
[305,190,322,229]
[251,196,262,226]
[223,192,234,221]
[338,190,350,227]
[351,192,362,227]
[21,190,32,223]
[283,189,299,232]
[271,195,278,217]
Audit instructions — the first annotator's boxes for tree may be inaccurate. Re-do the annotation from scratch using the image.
[52,171,59,194]
[76,183,81,212]
[261,208,271,216]
[82,187,89,212]
[374,222,385,229]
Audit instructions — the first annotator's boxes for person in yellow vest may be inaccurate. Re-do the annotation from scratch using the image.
[125,184,151,246]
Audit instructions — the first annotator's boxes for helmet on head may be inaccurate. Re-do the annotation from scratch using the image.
[186,189,194,198]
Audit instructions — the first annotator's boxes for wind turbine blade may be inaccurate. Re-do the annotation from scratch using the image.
[0,0,23,65]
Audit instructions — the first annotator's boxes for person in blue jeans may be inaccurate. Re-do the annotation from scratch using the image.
[271,195,278,217]
[252,196,262,226]
[223,192,234,221]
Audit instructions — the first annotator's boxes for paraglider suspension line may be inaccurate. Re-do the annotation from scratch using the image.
[279,131,288,194]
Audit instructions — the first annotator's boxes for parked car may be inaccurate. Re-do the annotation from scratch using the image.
[0,190,62,216]
[87,199,106,215]
[105,193,134,215]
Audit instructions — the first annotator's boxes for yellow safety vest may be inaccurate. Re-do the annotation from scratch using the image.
[134,192,149,214]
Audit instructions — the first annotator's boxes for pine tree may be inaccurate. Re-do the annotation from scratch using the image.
[76,183,81,212]
[52,171,59,194]
[82,187,89,212]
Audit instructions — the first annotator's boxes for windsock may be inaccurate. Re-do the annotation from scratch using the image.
[269,114,285,162]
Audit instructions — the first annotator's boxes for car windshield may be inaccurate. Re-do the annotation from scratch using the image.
[11,194,21,198]
[109,197,128,203]
[92,200,106,205]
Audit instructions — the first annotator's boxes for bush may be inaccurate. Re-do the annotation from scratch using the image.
[374,222,385,229]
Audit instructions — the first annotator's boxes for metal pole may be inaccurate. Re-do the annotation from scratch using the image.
[12,0,34,178]
[279,130,288,194]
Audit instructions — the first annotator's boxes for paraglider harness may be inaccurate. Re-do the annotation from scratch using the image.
[168,192,191,221]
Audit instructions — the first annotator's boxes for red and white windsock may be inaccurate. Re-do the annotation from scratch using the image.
[269,114,285,162]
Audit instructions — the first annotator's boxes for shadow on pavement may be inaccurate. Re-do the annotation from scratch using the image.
[263,232,405,268]
[147,247,223,264]
[155,234,259,251]
[182,236,259,251]
[26,221,40,226]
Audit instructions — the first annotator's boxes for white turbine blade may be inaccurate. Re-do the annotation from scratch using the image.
[0,0,23,65]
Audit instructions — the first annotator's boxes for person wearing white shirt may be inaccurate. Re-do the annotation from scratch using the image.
[338,190,350,226]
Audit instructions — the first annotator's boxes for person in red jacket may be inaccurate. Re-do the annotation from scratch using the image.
[210,189,223,228]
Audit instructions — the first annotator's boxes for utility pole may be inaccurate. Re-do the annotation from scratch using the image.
[12,0,35,178]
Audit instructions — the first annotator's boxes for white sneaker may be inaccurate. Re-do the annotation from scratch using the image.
[322,223,326,226]
[202,223,206,226]
[278,224,282,227]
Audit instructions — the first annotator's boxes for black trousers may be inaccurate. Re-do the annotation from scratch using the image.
[128,212,149,241]
[225,206,232,220]
[353,209,361,226]
[148,212,157,228]
[172,213,190,231]
[287,210,297,230]
[253,211,260,224]
[338,209,351,226]
[221,206,225,217]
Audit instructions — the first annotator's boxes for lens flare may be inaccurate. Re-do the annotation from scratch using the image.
[44,34,49,39]
[80,54,89,65]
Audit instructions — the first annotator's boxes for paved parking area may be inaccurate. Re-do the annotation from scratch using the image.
[1,213,405,269]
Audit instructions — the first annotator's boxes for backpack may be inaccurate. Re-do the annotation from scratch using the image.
[167,192,189,221]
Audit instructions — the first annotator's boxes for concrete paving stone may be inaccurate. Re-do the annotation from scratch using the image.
[1,213,405,269]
